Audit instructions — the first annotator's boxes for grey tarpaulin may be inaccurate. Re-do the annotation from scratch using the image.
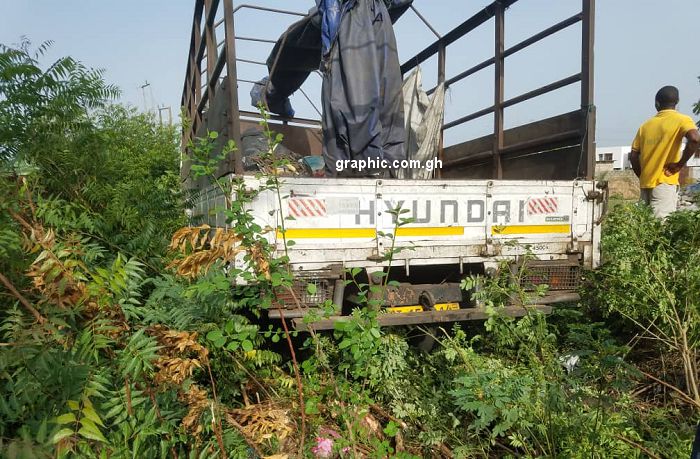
[256,1,412,120]
[397,67,446,179]
[254,1,413,177]
[321,0,407,177]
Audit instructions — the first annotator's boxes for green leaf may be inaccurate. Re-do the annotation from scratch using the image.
[206,330,225,348]
[226,341,240,351]
[305,398,320,415]
[104,403,123,420]
[307,283,317,295]
[55,413,77,425]
[383,421,399,437]
[241,340,254,352]
[78,424,107,443]
[370,328,381,339]
[82,405,104,427]
[51,428,74,444]
[37,418,48,443]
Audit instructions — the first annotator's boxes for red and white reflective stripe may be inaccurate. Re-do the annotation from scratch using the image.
[288,198,327,218]
[527,197,559,215]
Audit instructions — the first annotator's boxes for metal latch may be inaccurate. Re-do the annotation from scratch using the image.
[586,181,608,203]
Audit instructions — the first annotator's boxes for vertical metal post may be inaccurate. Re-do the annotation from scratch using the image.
[180,86,192,152]
[205,0,218,101]
[223,0,243,175]
[437,43,446,84]
[493,1,505,179]
[581,0,596,179]
[437,42,446,178]
[191,4,203,140]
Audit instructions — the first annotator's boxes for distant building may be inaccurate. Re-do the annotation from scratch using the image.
[595,146,631,171]
[686,152,700,183]
[596,144,700,183]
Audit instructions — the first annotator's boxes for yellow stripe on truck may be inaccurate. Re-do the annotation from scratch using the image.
[278,228,375,239]
[387,303,461,314]
[492,224,571,235]
[278,227,466,239]
[395,226,464,237]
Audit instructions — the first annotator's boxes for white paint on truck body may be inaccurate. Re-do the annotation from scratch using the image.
[210,177,604,273]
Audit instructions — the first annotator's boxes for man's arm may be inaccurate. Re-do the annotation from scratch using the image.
[629,150,642,178]
[664,128,700,176]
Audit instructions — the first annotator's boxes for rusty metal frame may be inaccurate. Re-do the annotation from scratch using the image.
[402,0,596,179]
[294,305,553,331]
[181,0,596,180]
[181,1,310,178]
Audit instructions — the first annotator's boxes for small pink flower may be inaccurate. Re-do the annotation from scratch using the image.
[311,437,334,458]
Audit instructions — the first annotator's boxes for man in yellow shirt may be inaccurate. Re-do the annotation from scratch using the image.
[629,86,700,218]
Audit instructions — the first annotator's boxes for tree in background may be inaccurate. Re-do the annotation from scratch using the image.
[0,39,119,165]
[0,40,185,279]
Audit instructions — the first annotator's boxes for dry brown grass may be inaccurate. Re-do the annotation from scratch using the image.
[598,170,640,200]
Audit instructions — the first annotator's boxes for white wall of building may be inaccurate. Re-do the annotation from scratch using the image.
[597,143,700,171]
[596,146,631,170]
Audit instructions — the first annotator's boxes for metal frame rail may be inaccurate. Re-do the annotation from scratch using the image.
[181,1,310,176]
[401,0,596,179]
[181,0,596,181]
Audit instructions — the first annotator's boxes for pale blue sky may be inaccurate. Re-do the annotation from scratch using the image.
[1,0,698,147]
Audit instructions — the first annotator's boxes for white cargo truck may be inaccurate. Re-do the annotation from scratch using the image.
[181,0,602,327]
[194,175,605,327]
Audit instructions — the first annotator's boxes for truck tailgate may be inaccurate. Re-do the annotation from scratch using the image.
[239,177,603,271]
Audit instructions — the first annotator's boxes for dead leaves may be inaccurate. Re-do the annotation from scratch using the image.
[148,326,209,388]
[229,403,293,444]
[249,242,271,280]
[227,402,294,447]
[149,326,208,358]
[23,226,88,310]
[180,384,210,436]
[169,225,244,278]
[168,225,271,280]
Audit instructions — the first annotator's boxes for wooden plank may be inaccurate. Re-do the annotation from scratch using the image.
[445,111,582,161]
[445,145,582,180]
[293,305,553,331]
[239,120,323,157]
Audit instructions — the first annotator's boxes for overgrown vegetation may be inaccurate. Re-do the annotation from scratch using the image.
[1,44,699,458]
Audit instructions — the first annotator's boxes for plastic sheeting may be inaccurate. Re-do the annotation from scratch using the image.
[397,68,446,179]
[254,1,412,119]
[317,0,413,56]
[321,0,407,177]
